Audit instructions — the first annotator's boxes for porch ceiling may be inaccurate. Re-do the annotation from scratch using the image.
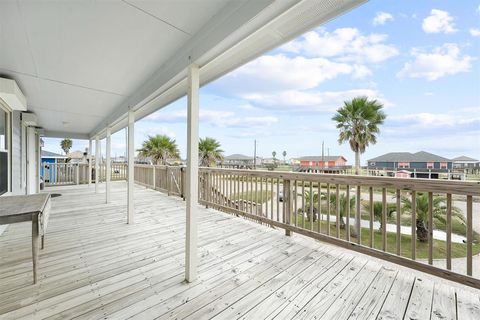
[0,0,366,139]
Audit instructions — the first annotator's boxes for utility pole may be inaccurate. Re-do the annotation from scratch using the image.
[327,148,330,157]
[322,141,324,162]
[253,139,257,170]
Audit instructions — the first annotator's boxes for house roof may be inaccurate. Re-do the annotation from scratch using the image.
[41,150,67,158]
[368,151,451,163]
[452,156,479,162]
[297,156,345,161]
[0,0,365,140]
[224,154,253,161]
[67,150,86,159]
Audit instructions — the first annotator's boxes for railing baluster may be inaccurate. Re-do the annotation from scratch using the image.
[428,192,433,265]
[369,187,374,248]
[294,180,298,227]
[255,176,259,215]
[396,189,401,256]
[382,188,387,252]
[276,178,280,221]
[336,184,340,238]
[346,185,350,241]
[309,181,313,231]
[446,193,452,270]
[411,191,416,260]
[260,177,263,216]
[317,182,321,233]
[301,181,305,228]
[270,178,273,219]
[326,183,330,236]
[467,195,473,276]
[356,185,361,244]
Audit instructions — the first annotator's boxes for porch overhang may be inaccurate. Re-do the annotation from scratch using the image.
[0,0,366,138]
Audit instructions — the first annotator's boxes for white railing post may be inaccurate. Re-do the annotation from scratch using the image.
[106,127,111,203]
[127,109,135,224]
[185,64,199,283]
[76,164,80,185]
[95,136,100,193]
[88,139,92,185]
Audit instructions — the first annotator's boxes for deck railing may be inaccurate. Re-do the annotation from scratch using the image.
[43,163,480,288]
[42,162,127,186]
[198,168,480,288]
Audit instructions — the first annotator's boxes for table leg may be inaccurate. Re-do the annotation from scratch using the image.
[32,216,40,284]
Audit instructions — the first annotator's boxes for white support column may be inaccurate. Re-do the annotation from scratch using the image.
[88,139,92,185]
[95,136,100,193]
[127,109,135,224]
[185,64,199,283]
[106,127,111,203]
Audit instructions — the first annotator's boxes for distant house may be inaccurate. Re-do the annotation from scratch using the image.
[367,151,453,178]
[297,156,347,168]
[452,156,479,169]
[221,154,255,169]
[67,150,88,163]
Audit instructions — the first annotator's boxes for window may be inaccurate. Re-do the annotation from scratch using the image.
[0,107,8,195]
[398,162,410,168]
[440,162,448,169]
[427,162,434,169]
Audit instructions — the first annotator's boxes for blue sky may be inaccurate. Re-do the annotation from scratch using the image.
[44,0,480,164]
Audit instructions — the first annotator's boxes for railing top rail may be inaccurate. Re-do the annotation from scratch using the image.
[199,167,480,196]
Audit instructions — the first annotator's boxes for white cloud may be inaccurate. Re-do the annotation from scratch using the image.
[390,108,480,129]
[397,43,472,80]
[373,12,394,26]
[422,9,457,34]
[469,28,480,37]
[241,88,391,112]
[146,109,277,128]
[223,54,354,93]
[281,28,399,63]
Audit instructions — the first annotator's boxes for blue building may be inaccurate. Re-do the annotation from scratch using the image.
[367,151,453,178]
[41,150,67,182]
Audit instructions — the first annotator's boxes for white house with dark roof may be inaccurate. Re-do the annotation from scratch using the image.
[452,156,479,169]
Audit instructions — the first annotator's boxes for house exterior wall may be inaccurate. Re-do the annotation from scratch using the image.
[368,161,453,170]
[299,157,347,168]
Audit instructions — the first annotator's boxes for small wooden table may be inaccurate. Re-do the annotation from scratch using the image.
[0,193,51,284]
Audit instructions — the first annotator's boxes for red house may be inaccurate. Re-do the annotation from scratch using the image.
[298,156,347,168]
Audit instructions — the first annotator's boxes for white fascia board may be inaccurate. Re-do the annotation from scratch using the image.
[42,130,90,140]
[90,0,367,139]
[0,78,27,111]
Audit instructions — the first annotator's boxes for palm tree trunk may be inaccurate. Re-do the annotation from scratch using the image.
[355,151,360,175]
[416,219,428,242]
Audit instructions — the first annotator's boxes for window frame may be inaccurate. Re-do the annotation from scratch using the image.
[0,100,12,195]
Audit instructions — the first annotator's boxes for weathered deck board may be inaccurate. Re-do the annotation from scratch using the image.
[0,182,478,319]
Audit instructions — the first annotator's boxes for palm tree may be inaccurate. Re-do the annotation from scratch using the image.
[362,201,397,231]
[401,193,464,242]
[303,190,319,222]
[199,137,223,167]
[282,151,287,163]
[60,138,72,155]
[137,135,180,165]
[329,192,356,230]
[332,96,386,175]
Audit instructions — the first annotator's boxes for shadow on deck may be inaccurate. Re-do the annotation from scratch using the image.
[0,181,479,319]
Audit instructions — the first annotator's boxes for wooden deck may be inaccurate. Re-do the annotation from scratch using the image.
[0,182,479,319]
